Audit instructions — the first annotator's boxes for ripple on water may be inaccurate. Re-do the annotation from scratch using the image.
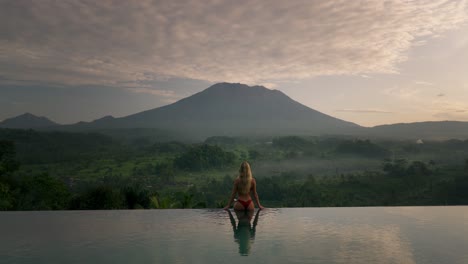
[0,207,467,264]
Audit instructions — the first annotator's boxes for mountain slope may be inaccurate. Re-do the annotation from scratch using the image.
[71,83,360,138]
[367,121,468,140]
[0,113,59,129]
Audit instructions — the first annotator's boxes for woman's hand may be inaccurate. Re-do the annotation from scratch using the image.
[259,205,265,210]
[223,205,230,210]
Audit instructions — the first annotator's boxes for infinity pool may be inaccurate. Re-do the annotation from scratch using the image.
[1,207,467,263]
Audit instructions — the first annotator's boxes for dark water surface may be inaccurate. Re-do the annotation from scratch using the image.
[1,207,467,263]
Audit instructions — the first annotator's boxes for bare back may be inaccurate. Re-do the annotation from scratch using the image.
[235,177,256,201]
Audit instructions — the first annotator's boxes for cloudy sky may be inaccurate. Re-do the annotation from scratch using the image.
[1,0,468,126]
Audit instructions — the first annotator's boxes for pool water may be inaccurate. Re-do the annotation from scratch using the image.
[1,207,467,263]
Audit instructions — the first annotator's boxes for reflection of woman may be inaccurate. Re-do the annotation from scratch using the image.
[224,161,264,211]
[227,208,261,256]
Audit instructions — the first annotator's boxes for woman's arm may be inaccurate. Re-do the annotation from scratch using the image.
[252,179,265,210]
[223,180,237,210]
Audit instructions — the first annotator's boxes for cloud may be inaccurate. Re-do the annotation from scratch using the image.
[383,85,421,100]
[0,0,467,87]
[414,81,435,86]
[433,111,468,119]
[431,98,468,120]
[335,108,393,114]
[126,87,182,103]
[126,88,176,97]
[259,82,278,89]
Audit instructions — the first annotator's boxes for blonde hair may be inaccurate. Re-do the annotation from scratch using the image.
[237,161,252,195]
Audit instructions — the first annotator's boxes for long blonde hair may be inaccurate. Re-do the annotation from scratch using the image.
[237,161,252,195]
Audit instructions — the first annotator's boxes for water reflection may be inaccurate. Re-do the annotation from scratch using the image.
[227,209,261,256]
[1,208,467,263]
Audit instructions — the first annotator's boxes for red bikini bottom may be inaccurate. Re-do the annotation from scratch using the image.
[238,199,252,209]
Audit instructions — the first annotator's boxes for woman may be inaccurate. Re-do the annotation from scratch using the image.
[224,161,265,211]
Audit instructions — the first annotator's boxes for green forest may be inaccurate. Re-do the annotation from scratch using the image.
[1,128,468,210]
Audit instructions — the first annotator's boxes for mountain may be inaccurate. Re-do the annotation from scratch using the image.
[4,83,468,140]
[0,113,59,129]
[67,83,361,138]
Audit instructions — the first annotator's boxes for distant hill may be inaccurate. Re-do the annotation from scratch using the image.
[366,121,468,140]
[68,115,116,128]
[0,113,58,129]
[65,83,360,139]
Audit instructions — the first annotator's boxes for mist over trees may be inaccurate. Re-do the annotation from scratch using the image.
[2,129,468,210]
